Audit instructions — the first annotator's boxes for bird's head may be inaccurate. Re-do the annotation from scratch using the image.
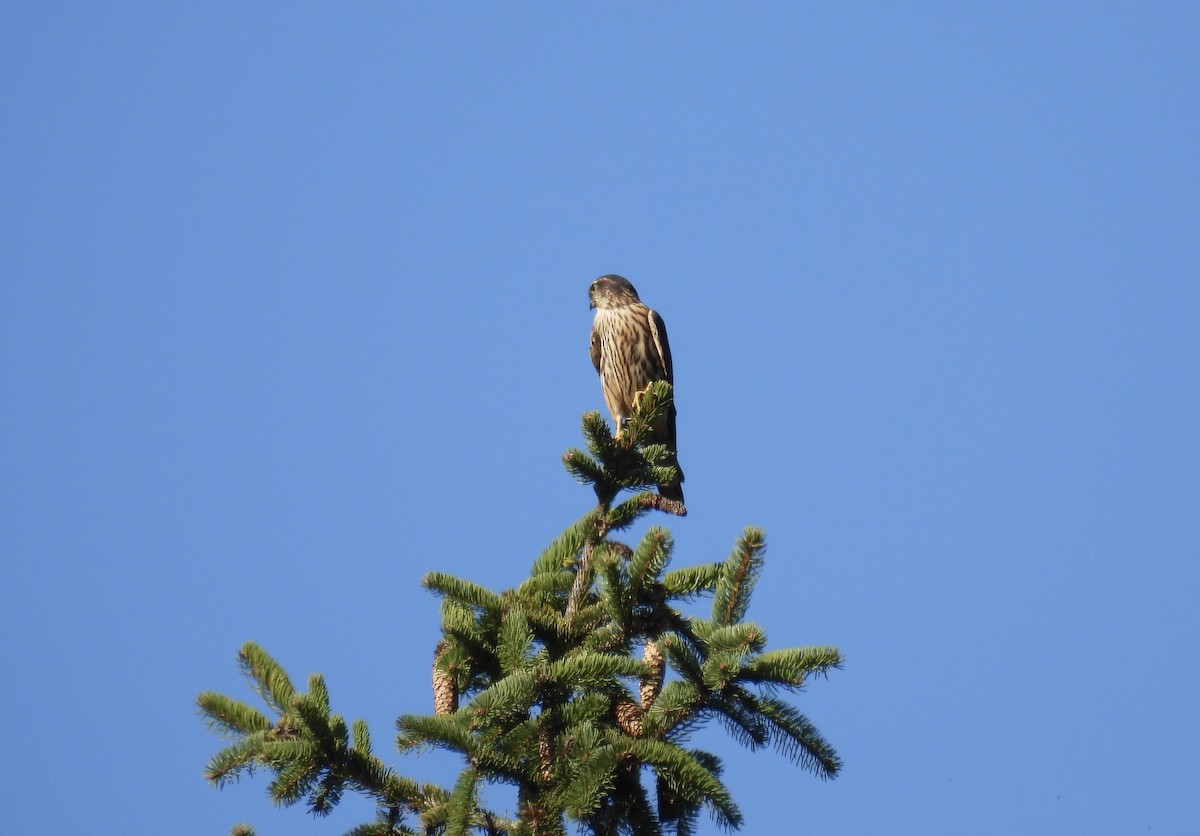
[589,274,641,310]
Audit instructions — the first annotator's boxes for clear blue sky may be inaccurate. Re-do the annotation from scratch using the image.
[3,4,1197,834]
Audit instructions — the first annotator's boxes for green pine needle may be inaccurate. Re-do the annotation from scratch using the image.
[628,527,673,595]
[661,562,722,599]
[711,528,766,627]
[422,572,504,612]
[740,646,844,687]
[198,692,272,737]
[351,719,372,755]
[238,643,297,715]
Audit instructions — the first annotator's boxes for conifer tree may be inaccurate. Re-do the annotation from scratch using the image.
[198,382,842,835]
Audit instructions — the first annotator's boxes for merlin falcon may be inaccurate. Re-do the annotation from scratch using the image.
[588,275,685,504]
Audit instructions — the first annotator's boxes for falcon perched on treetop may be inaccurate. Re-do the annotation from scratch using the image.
[588,275,685,504]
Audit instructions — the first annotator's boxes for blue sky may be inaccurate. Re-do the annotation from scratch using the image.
[3,4,1197,834]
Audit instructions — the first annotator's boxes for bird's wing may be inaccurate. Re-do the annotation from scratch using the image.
[647,307,678,454]
[647,309,674,383]
[589,322,602,374]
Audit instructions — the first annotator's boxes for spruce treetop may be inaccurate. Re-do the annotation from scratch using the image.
[199,382,841,835]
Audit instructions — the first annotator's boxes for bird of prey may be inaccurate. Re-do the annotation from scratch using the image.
[588,275,684,504]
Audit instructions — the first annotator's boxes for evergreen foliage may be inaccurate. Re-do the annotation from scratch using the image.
[199,381,841,834]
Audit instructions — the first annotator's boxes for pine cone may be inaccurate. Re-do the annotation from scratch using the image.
[615,696,644,737]
[432,640,458,715]
[538,726,554,783]
[640,639,665,709]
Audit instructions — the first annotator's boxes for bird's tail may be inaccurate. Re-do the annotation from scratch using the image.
[656,455,685,505]
[657,481,685,504]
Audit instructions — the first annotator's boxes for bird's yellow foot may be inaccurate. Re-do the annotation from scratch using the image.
[614,418,628,441]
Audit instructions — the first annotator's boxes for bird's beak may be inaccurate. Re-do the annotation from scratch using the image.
[589,297,596,309]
